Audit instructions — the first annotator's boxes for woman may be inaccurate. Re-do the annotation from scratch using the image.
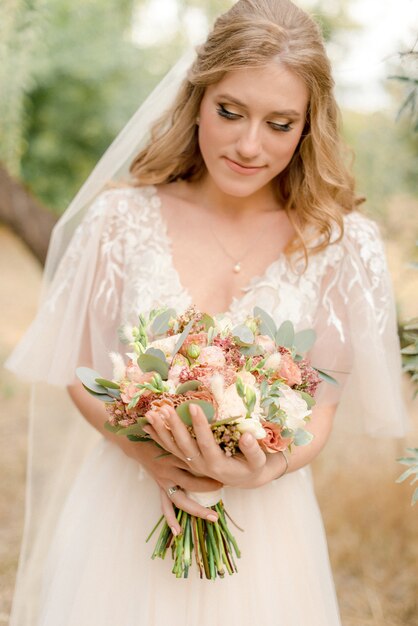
[6,1,407,625]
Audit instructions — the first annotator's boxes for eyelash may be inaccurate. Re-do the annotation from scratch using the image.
[216,104,292,133]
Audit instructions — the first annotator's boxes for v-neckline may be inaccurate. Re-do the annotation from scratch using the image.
[148,185,290,318]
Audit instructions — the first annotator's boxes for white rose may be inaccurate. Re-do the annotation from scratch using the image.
[198,346,226,368]
[279,385,311,430]
[214,316,233,333]
[264,352,282,370]
[235,417,266,440]
[148,334,180,358]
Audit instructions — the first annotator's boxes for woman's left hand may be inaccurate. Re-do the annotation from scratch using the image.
[143,403,269,489]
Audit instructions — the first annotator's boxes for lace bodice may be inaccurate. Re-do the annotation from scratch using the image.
[62,185,390,335]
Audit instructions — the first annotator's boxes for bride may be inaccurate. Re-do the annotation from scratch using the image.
[6,1,407,625]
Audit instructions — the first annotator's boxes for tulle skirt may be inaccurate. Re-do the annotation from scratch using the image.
[37,439,341,626]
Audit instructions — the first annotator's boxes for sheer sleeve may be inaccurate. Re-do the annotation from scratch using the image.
[4,188,130,386]
[310,213,409,437]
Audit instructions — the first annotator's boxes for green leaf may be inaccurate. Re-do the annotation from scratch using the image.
[240,344,264,356]
[315,368,338,386]
[116,418,149,437]
[151,308,176,335]
[81,384,116,403]
[254,306,277,340]
[175,380,202,394]
[127,435,149,442]
[396,466,418,483]
[275,321,295,348]
[293,329,316,354]
[76,367,109,394]
[145,347,167,361]
[412,487,418,506]
[172,319,194,358]
[401,344,418,355]
[232,324,254,346]
[293,428,314,446]
[137,353,169,380]
[104,422,122,434]
[175,400,215,427]
[201,313,215,331]
[95,377,120,390]
[298,391,316,409]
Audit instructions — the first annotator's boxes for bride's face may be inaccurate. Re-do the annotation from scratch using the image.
[197,61,309,198]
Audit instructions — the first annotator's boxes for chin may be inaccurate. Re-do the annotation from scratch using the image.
[208,171,273,198]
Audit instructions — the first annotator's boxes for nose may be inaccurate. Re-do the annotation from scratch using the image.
[235,123,262,161]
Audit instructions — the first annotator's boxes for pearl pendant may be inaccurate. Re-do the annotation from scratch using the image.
[233,262,241,273]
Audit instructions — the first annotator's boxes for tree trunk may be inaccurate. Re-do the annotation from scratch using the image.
[0,163,57,266]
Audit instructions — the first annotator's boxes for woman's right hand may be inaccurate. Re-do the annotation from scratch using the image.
[122,440,223,535]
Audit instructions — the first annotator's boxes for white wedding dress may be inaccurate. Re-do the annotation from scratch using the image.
[7,185,407,626]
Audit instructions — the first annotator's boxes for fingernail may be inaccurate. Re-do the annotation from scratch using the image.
[206,513,218,523]
[241,433,254,446]
[146,415,154,425]
[189,404,198,417]
[171,526,179,537]
[142,426,151,434]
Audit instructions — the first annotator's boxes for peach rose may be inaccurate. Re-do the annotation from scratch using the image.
[120,372,155,404]
[277,353,302,386]
[179,333,208,358]
[259,421,292,454]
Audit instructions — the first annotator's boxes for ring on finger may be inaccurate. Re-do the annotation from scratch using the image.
[185,451,201,462]
[167,485,181,499]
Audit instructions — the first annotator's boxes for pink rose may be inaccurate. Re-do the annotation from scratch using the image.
[198,346,226,368]
[259,421,292,454]
[125,360,144,382]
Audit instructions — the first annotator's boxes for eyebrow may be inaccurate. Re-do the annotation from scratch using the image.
[217,93,302,118]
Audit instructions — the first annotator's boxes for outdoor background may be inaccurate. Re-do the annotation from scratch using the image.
[0,1,417,624]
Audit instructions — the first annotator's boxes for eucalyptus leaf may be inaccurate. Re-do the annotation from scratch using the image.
[176,400,215,427]
[412,487,418,505]
[293,329,317,354]
[81,384,116,403]
[95,377,120,390]
[137,353,169,380]
[172,319,194,358]
[240,344,263,356]
[275,321,295,348]
[127,435,149,442]
[146,347,167,361]
[151,308,176,335]
[76,367,109,394]
[232,324,254,346]
[175,380,202,394]
[293,428,314,446]
[117,418,149,437]
[104,422,122,434]
[315,368,338,386]
[254,306,277,340]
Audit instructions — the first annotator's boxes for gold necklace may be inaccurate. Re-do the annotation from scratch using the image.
[208,218,274,273]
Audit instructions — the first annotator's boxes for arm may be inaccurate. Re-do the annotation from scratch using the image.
[67,379,223,532]
[143,402,337,489]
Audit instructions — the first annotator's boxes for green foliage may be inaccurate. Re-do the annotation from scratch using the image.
[396,448,418,506]
[342,110,418,219]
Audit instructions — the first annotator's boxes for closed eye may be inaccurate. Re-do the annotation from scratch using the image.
[217,104,241,120]
[269,122,292,133]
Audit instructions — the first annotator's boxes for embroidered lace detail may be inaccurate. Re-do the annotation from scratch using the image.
[49,186,391,340]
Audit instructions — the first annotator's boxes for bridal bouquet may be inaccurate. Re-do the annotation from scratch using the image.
[77,306,330,579]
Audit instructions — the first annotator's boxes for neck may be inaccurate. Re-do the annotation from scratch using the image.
[193,174,282,220]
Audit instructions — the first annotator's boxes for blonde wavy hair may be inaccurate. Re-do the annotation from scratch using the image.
[129,0,359,259]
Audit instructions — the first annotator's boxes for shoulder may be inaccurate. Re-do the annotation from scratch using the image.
[90,184,160,218]
[340,211,387,274]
